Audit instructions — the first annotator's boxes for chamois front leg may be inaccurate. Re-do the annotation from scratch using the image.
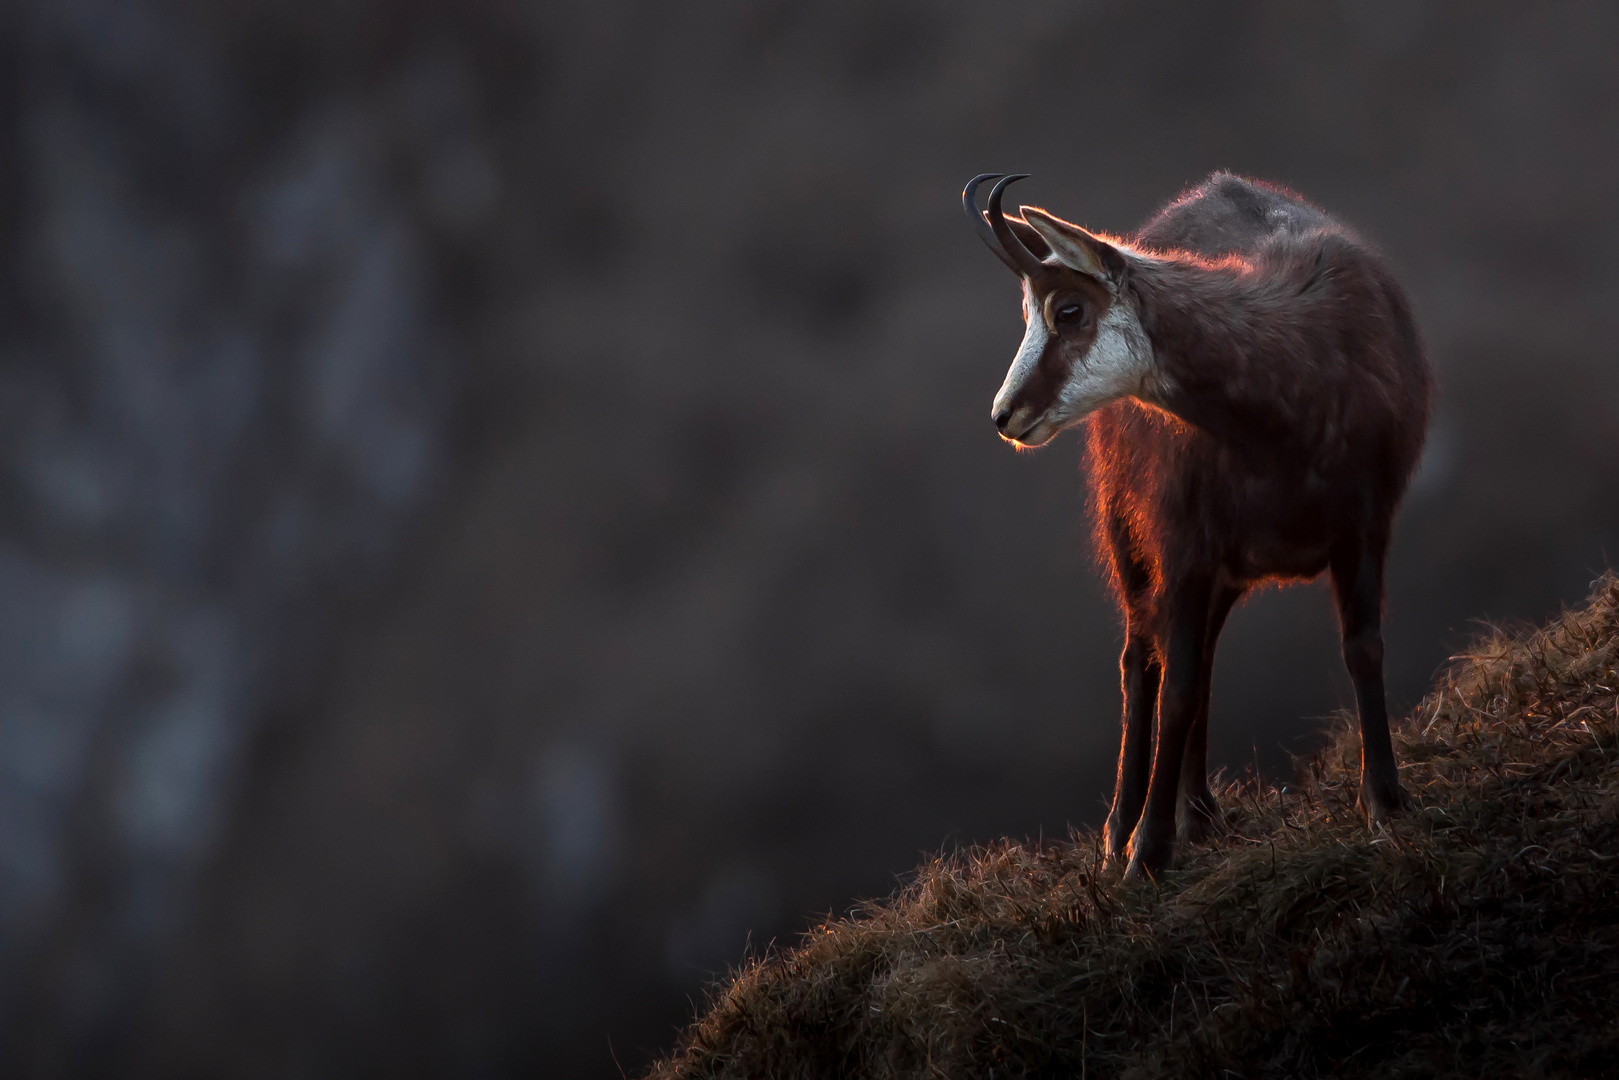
[1330,538,1406,821]
[1177,584,1242,844]
[1125,578,1214,879]
[1105,631,1160,863]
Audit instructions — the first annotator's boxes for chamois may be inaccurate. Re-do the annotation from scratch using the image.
[963,172,1433,878]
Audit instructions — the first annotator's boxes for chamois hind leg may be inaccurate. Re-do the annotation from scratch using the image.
[1177,583,1243,844]
[1103,521,1160,864]
[1329,535,1407,821]
[1125,574,1216,879]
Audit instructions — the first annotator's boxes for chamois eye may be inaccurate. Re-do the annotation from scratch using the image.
[1055,302,1086,325]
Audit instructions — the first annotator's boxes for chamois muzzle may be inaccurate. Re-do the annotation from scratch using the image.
[962,173,1046,278]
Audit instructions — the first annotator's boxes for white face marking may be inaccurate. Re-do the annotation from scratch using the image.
[990,279,1048,422]
[992,280,1156,446]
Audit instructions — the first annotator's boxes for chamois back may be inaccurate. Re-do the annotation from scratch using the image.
[1133,172,1331,257]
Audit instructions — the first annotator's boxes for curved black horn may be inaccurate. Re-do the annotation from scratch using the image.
[963,173,1021,275]
[986,173,1046,277]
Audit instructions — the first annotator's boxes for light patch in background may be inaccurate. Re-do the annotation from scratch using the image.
[530,742,623,906]
[305,222,433,507]
[1408,413,1455,499]
[115,610,239,861]
[24,439,115,530]
[259,113,436,511]
[257,113,368,266]
[0,561,135,927]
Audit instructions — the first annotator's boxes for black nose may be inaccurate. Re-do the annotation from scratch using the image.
[992,408,1011,432]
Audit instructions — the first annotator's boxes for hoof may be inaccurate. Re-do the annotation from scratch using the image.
[1177,789,1221,845]
[1123,848,1170,882]
[1103,817,1135,867]
[1125,820,1175,879]
[1359,780,1408,824]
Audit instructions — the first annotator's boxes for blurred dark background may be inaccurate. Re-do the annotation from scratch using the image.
[0,1,1616,1076]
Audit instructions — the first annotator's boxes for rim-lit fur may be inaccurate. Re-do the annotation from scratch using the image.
[973,172,1434,879]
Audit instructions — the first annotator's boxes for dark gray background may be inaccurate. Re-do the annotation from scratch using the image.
[0,2,1615,1076]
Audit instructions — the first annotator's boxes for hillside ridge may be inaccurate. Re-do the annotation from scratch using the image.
[648,574,1619,1079]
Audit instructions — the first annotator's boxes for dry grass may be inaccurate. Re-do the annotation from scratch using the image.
[646,574,1619,1079]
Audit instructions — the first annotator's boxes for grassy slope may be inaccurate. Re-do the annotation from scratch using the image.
[646,575,1619,1079]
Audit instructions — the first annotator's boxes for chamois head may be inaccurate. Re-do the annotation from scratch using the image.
[963,174,1153,448]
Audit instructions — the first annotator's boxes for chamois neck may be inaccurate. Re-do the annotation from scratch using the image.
[1126,249,1340,455]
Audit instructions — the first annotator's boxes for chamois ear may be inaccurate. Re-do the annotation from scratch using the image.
[974,210,1054,263]
[1004,214,1053,263]
[1019,206,1128,286]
